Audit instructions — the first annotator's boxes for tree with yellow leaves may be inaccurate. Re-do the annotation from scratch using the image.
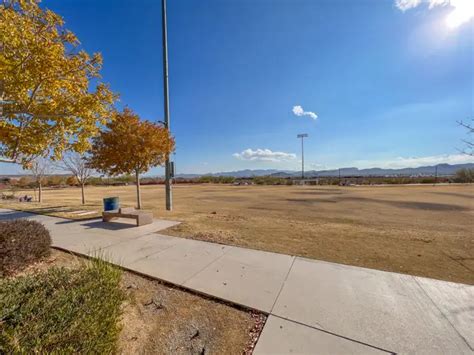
[0,0,116,166]
[87,109,175,209]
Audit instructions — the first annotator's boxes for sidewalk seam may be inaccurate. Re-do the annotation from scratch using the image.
[269,256,296,314]
[412,276,473,351]
[270,314,395,354]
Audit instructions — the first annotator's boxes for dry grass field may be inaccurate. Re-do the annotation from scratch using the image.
[1,183,473,284]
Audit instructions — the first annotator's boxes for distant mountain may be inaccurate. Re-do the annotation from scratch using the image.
[213,169,295,177]
[2,164,473,180]
[176,169,294,178]
[175,163,474,178]
[304,163,474,177]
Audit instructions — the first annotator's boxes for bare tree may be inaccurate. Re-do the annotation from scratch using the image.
[458,118,473,156]
[57,152,93,204]
[29,158,51,203]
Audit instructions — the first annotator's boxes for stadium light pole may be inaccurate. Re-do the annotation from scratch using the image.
[162,0,172,211]
[297,134,308,179]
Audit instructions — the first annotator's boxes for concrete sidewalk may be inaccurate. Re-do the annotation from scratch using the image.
[1,208,472,354]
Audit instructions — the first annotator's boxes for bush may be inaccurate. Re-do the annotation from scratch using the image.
[0,260,124,353]
[66,175,78,186]
[454,168,474,183]
[253,176,289,185]
[0,219,52,276]
[45,175,67,187]
[198,175,236,184]
[1,192,17,200]
[420,177,437,184]
[17,176,35,188]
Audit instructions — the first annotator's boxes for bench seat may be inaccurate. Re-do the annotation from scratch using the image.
[102,208,153,226]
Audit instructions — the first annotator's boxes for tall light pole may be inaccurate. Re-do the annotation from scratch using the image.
[297,134,308,179]
[162,0,172,211]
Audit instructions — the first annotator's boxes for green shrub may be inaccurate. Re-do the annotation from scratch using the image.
[420,177,437,184]
[198,175,236,184]
[0,219,51,276]
[253,176,288,185]
[0,260,124,353]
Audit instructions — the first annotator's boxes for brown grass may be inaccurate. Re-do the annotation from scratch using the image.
[17,249,260,354]
[2,183,473,284]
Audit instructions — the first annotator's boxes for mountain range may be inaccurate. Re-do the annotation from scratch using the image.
[176,163,474,178]
[1,163,472,179]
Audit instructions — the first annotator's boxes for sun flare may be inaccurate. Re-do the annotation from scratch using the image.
[445,0,474,29]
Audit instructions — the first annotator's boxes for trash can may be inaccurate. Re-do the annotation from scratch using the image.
[103,197,120,211]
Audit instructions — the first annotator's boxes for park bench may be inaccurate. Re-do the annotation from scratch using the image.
[102,207,153,226]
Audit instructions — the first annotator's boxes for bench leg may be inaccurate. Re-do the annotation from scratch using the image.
[136,214,153,226]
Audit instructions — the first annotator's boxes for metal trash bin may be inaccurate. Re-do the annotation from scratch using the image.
[103,197,120,211]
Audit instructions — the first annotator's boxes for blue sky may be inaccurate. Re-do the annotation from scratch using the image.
[2,0,473,175]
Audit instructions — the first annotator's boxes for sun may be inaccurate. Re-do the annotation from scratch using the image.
[445,0,474,29]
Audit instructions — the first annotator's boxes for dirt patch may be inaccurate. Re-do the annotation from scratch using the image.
[14,249,264,354]
[118,271,262,354]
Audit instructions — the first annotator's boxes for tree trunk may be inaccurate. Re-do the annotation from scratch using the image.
[38,181,42,203]
[135,170,141,209]
[81,182,85,205]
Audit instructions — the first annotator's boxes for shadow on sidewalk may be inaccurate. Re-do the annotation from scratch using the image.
[80,220,137,231]
[0,210,34,221]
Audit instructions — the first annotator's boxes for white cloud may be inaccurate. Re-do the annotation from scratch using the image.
[395,0,448,11]
[353,154,474,169]
[233,148,297,162]
[428,0,450,9]
[292,105,318,120]
[395,0,423,11]
[395,0,473,28]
